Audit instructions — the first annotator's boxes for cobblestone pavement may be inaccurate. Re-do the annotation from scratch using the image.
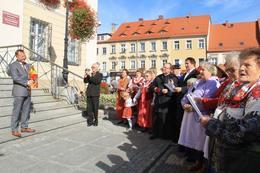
[0,115,172,173]
[148,144,192,173]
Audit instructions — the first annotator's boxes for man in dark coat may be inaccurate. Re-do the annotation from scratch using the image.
[150,63,175,139]
[84,63,103,126]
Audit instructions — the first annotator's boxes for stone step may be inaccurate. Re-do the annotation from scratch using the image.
[0,78,13,84]
[1,102,76,117]
[0,100,72,115]
[0,89,50,97]
[0,95,57,107]
[0,84,13,90]
[0,113,85,144]
[0,107,81,129]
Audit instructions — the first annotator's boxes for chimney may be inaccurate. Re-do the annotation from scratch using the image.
[111,23,117,33]
[139,18,144,21]
[158,15,164,20]
[224,20,228,26]
[186,13,192,18]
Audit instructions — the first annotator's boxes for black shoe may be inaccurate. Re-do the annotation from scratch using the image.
[87,123,93,127]
[93,121,98,126]
[149,135,157,140]
[117,120,124,124]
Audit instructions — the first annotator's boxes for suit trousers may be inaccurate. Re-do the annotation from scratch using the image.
[87,96,100,123]
[11,96,31,131]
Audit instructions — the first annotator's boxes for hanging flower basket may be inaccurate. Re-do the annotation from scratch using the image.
[67,0,98,41]
[40,0,60,8]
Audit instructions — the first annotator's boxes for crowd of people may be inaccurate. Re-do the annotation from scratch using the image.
[7,48,259,173]
[113,48,260,173]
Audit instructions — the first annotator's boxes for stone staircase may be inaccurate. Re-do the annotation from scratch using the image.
[0,77,85,144]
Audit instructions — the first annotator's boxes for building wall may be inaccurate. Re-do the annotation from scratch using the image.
[22,0,97,79]
[0,0,23,46]
[97,36,207,74]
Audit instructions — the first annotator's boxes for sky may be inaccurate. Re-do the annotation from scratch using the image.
[97,0,260,33]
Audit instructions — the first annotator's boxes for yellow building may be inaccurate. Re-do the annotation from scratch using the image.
[98,15,210,75]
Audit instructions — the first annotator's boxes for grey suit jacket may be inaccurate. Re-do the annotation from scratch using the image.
[8,61,31,97]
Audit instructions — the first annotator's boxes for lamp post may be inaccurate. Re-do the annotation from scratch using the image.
[62,0,70,84]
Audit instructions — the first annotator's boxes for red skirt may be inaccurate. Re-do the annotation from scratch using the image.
[122,107,132,119]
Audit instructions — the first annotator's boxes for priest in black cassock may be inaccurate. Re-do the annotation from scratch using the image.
[150,63,175,139]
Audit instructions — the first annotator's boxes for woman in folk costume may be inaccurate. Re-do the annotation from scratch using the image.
[200,48,260,173]
[178,62,220,172]
[116,69,130,123]
[128,69,145,94]
[137,70,155,131]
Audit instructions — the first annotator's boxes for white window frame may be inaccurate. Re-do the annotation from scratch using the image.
[186,40,192,49]
[151,59,156,68]
[111,45,116,54]
[130,60,136,69]
[162,41,167,50]
[102,47,107,55]
[102,61,106,71]
[112,61,116,70]
[151,42,156,51]
[140,60,145,68]
[174,40,180,50]
[140,42,145,52]
[121,44,126,53]
[130,43,136,53]
[120,61,125,69]
[199,39,205,49]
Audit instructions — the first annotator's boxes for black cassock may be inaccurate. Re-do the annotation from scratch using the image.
[150,73,178,138]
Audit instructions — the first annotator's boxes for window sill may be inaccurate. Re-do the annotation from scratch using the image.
[68,62,79,66]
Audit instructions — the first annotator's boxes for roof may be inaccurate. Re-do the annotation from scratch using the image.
[208,21,260,52]
[106,15,211,42]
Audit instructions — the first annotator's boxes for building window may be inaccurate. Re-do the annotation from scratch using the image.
[111,45,116,54]
[68,38,80,65]
[174,41,180,50]
[140,60,145,68]
[199,58,204,65]
[175,59,180,65]
[140,42,145,52]
[199,39,205,49]
[208,57,218,65]
[130,43,136,52]
[101,35,104,40]
[162,59,167,66]
[121,44,126,53]
[112,61,116,70]
[130,60,136,69]
[97,48,99,55]
[151,42,156,51]
[186,40,192,49]
[151,60,156,68]
[162,41,167,50]
[102,62,106,71]
[102,47,107,55]
[29,18,51,60]
[120,61,125,69]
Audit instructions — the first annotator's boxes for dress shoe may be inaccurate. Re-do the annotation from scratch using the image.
[188,160,203,171]
[12,131,21,137]
[117,120,124,124]
[149,135,157,140]
[93,121,98,126]
[21,128,36,133]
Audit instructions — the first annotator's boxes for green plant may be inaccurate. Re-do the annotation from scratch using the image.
[99,94,117,107]
[68,0,97,41]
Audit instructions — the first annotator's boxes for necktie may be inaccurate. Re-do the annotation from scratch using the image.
[22,63,27,72]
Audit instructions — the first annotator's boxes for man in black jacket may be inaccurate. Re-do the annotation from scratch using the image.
[84,63,103,126]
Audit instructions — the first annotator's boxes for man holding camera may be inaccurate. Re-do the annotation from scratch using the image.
[83,63,103,126]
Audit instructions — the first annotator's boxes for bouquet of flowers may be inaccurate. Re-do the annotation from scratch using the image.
[29,65,38,88]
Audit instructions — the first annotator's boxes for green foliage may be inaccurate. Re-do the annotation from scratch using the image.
[69,4,97,41]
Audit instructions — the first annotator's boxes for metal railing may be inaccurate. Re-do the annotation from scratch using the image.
[0,45,85,106]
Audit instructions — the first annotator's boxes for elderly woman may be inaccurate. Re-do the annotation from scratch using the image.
[200,48,260,173]
[178,62,220,171]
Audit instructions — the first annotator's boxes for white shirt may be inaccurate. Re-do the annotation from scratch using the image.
[184,68,195,81]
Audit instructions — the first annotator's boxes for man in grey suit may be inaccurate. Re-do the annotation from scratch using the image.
[8,49,36,137]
